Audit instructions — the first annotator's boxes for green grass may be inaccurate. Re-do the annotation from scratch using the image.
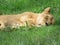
[0,0,60,45]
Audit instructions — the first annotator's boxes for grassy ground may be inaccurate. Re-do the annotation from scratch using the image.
[0,0,60,45]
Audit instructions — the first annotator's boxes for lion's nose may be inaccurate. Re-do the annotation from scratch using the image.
[45,23,49,26]
[0,24,1,26]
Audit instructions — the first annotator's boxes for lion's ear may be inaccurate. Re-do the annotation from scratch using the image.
[42,7,51,14]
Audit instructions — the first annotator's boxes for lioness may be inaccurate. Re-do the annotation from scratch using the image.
[0,7,55,29]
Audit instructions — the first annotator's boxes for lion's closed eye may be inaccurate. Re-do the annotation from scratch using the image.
[38,24,41,25]
[45,16,49,20]
[51,17,53,21]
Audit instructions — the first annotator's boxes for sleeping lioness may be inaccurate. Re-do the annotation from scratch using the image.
[0,7,55,29]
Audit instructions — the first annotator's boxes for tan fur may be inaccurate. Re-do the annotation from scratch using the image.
[0,7,55,29]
